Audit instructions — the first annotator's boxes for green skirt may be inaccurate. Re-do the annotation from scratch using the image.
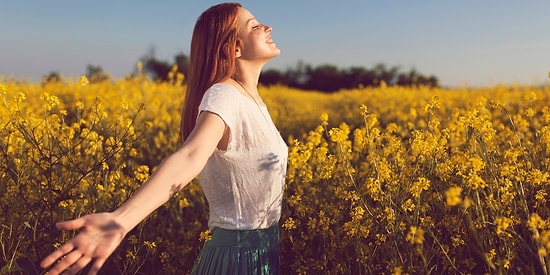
[190,225,280,275]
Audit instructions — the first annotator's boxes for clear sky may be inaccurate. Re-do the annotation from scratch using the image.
[1,0,549,87]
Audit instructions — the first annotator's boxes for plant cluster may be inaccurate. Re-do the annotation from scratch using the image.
[1,75,550,274]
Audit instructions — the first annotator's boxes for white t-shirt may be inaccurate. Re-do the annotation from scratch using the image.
[198,83,288,230]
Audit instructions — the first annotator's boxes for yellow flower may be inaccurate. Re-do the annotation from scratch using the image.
[282,217,297,230]
[319,112,328,126]
[462,198,473,209]
[445,186,463,207]
[0,84,7,95]
[128,235,138,245]
[485,248,496,262]
[503,257,511,269]
[134,165,150,182]
[535,189,548,207]
[359,104,368,117]
[409,177,430,199]
[78,75,89,86]
[527,169,549,186]
[179,197,190,208]
[527,213,545,232]
[126,250,137,260]
[328,123,350,144]
[494,216,513,237]
[159,251,170,264]
[406,226,425,245]
[376,233,387,244]
[466,173,486,190]
[143,241,156,252]
[14,91,26,102]
[176,72,185,84]
[451,234,464,247]
[40,92,60,111]
[392,266,403,275]
[541,231,550,251]
[199,230,212,242]
[402,199,415,212]
[365,178,383,202]
[351,206,365,220]
[525,91,537,102]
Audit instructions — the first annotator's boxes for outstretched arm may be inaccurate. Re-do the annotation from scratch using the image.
[40,111,227,275]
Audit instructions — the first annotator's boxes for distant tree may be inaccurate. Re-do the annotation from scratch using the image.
[138,47,188,82]
[303,64,342,92]
[341,67,377,88]
[282,61,311,88]
[146,59,171,81]
[396,68,439,88]
[174,53,189,78]
[260,69,285,85]
[86,64,111,83]
[424,75,439,88]
[138,46,167,81]
[42,71,62,84]
[372,63,400,85]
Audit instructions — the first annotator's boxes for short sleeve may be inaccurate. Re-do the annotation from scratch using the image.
[198,84,238,129]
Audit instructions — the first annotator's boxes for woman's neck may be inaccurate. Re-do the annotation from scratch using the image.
[233,61,264,94]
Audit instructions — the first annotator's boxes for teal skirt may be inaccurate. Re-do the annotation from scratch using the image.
[190,225,280,275]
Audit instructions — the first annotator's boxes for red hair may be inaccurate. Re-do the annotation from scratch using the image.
[180,2,242,142]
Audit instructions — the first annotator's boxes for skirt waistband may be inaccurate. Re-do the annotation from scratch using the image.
[208,225,279,248]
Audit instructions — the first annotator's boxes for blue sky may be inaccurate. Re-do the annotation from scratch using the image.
[1,0,549,87]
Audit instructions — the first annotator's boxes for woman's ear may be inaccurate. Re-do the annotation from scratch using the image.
[236,47,241,58]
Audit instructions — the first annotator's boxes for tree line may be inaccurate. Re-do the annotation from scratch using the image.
[44,50,439,91]
[139,51,439,91]
[260,62,439,91]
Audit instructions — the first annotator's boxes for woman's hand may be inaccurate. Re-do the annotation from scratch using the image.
[40,212,127,275]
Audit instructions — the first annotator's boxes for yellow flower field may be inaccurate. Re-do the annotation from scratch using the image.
[1,75,550,274]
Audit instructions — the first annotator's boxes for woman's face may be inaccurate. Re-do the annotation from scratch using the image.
[236,7,280,63]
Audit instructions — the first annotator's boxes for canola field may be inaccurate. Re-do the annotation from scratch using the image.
[1,75,550,274]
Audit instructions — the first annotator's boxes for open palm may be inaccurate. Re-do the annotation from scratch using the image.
[40,212,127,275]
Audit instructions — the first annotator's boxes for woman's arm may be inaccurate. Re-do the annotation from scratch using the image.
[112,111,226,232]
[40,111,227,275]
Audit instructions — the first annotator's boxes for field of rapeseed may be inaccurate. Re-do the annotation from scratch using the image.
[1,73,550,274]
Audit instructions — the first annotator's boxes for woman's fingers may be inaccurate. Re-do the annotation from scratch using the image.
[67,254,93,275]
[40,242,75,268]
[46,249,83,274]
[56,216,87,231]
[88,258,106,275]
[41,216,88,269]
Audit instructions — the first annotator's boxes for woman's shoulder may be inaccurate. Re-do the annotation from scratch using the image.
[201,83,241,108]
[203,83,242,103]
[207,82,239,94]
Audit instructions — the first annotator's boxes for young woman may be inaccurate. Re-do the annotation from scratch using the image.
[40,3,287,274]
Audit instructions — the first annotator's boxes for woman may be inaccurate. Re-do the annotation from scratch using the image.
[40,2,287,274]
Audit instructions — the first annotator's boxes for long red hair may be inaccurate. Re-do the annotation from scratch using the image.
[179,2,242,143]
